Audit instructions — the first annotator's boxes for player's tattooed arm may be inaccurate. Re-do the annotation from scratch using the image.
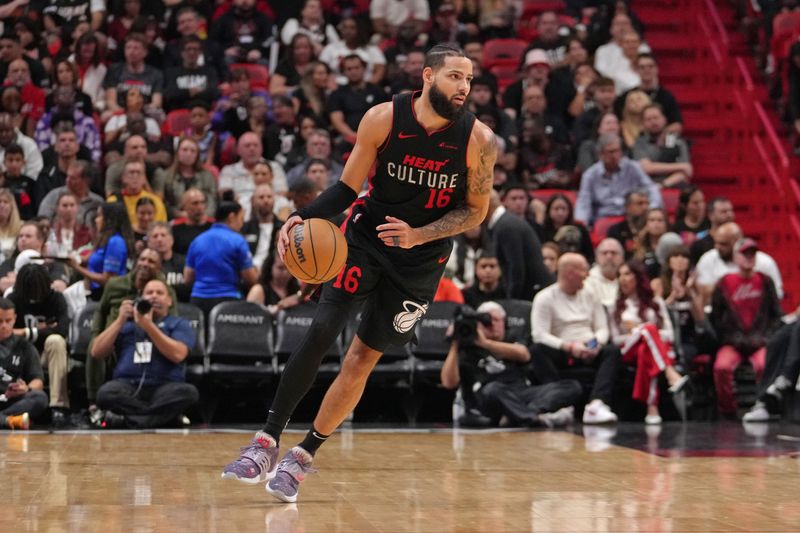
[413,127,497,244]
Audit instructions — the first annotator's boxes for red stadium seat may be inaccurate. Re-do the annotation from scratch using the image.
[661,188,681,219]
[591,216,625,246]
[482,39,528,69]
[162,109,192,137]
[230,63,270,90]
[490,64,520,93]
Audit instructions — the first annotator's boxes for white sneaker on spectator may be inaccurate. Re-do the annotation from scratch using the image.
[582,400,617,424]
[644,414,662,425]
[582,425,618,452]
[538,406,575,428]
[742,402,774,423]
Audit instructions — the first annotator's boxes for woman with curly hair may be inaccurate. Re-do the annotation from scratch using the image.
[612,260,688,424]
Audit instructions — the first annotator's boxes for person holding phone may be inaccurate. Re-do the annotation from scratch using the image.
[0,296,47,429]
[652,246,714,370]
[531,253,623,425]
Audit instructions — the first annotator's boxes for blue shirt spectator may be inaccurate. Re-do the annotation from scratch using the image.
[575,133,662,226]
[113,315,195,386]
[87,233,128,290]
[186,223,254,299]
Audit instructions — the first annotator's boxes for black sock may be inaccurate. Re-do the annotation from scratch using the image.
[298,427,330,456]
[261,302,350,444]
[263,410,285,445]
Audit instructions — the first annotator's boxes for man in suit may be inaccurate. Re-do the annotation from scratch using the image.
[485,190,554,301]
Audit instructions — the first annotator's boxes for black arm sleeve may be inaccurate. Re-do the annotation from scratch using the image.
[295,181,358,221]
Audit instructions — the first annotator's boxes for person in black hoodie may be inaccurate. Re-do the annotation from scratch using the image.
[163,36,221,112]
[8,264,71,426]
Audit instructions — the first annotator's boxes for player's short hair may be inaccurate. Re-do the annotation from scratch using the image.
[0,297,14,311]
[424,44,467,71]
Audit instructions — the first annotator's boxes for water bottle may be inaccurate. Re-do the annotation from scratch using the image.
[45,231,60,257]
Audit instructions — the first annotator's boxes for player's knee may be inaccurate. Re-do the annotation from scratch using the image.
[342,347,381,376]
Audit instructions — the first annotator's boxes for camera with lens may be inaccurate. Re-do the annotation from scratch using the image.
[134,297,152,315]
[452,305,493,347]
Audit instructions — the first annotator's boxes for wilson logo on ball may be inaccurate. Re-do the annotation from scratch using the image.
[293,225,307,263]
[284,218,348,284]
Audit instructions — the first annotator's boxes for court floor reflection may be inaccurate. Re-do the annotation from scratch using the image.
[2,425,799,532]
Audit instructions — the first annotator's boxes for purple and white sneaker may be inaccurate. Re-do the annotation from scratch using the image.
[221,431,279,484]
[265,446,317,503]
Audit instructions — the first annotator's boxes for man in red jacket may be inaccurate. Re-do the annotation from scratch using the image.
[710,238,784,417]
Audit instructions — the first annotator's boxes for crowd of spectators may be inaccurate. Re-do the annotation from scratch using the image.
[0,0,797,431]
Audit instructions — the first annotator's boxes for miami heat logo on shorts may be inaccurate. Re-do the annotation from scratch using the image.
[392,300,429,333]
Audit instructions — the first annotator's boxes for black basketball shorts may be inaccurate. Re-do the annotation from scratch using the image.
[318,224,449,352]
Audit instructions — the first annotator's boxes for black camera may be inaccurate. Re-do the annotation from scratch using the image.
[134,298,152,315]
[453,305,492,347]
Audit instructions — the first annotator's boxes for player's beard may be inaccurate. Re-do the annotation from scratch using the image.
[429,82,465,121]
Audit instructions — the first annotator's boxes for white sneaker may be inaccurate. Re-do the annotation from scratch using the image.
[582,400,618,424]
[644,414,662,425]
[742,403,772,423]
[539,406,575,428]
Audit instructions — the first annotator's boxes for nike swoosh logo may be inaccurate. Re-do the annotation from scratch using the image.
[437,255,449,264]
[398,132,417,139]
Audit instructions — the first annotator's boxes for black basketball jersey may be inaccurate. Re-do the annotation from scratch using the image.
[355,91,476,259]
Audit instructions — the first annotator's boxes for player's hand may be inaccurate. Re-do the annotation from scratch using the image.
[376,216,420,249]
[277,215,304,262]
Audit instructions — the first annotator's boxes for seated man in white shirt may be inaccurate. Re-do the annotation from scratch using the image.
[531,253,622,424]
[696,222,783,302]
[584,238,624,308]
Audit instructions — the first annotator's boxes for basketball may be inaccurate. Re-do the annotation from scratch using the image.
[284,218,348,284]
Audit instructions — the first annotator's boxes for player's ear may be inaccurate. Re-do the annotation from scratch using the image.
[423,66,434,84]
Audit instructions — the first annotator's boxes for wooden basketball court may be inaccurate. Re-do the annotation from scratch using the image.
[3,424,799,532]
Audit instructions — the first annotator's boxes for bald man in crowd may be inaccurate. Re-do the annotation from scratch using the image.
[696,222,783,302]
[531,253,621,424]
[584,238,625,308]
[218,132,264,219]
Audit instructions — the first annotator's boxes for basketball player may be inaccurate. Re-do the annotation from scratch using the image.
[221,45,498,503]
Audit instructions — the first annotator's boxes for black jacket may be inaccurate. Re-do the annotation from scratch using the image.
[8,289,70,352]
[489,211,555,301]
